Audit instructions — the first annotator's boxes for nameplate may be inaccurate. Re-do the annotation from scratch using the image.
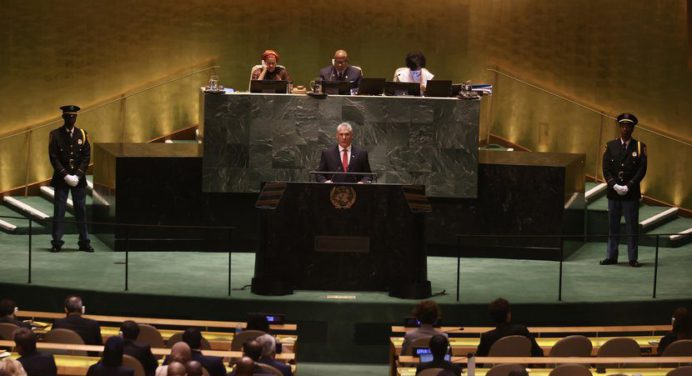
[314,236,370,253]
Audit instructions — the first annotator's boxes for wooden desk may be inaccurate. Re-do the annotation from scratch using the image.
[390,325,672,336]
[397,367,675,376]
[17,310,297,332]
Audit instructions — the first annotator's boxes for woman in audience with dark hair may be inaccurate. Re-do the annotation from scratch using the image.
[401,300,446,355]
[393,51,435,93]
[86,336,134,376]
[658,307,691,354]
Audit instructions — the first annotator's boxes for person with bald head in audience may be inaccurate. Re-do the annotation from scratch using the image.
[0,359,28,376]
[120,320,158,376]
[233,357,255,376]
[185,361,204,376]
[14,327,57,376]
[52,295,102,346]
[167,362,187,376]
[228,339,272,375]
[156,342,192,376]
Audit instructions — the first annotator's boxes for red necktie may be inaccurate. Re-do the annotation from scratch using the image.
[342,149,348,172]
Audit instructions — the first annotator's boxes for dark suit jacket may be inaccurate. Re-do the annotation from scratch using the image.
[123,339,158,376]
[191,350,227,376]
[602,138,647,201]
[475,323,544,357]
[259,357,292,376]
[52,314,103,345]
[0,315,32,329]
[18,351,58,376]
[86,363,135,376]
[49,125,91,188]
[316,145,372,183]
[416,359,462,376]
[319,65,362,88]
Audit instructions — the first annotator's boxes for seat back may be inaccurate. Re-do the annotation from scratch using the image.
[489,335,532,357]
[231,330,267,351]
[486,364,526,376]
[416,368,446,376]
[402,336,433,356]
[550,335,593,357]
[666,366,692,376]
[123,354,146,376]
[0,322,19,340]
[44,328,87,355]
[548,364,593,376]
[596,337,640,357]
[255,362,283,376]
[137,324,165,349]
[662,340,692,356]
[167,331,211,350]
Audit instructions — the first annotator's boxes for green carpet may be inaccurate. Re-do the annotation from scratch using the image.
[1,232,690,304]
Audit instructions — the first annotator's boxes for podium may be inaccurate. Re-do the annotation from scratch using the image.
[251,182,432,299]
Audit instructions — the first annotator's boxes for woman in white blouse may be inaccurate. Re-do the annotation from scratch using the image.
[393,52,434,93]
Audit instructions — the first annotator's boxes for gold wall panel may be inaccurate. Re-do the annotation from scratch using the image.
[0,0,689,208]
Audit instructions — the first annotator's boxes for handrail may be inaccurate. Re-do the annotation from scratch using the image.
[0,62,219,142]
[486,67,692,147]
[16,310,296,331]
[391,324,672,335]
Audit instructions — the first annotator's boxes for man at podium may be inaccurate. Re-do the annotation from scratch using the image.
[316,122,372,183]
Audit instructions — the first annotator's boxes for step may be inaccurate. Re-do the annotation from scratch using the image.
[2,196,51,222]
[585,183,607,204]
[38,185,94,208]
[646,216,692,247]
[639,207,678,232]
[0,204,21,233]
[164,139,200,144]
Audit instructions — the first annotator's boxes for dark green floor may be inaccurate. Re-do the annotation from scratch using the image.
[1,232,690,304]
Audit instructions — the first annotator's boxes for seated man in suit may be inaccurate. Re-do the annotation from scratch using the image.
[120,320,158,376]
[401,300,446,355]
[14,327,58,376]
[416,334,461,376]
[316,122,372,183]
[52,295,102,346]
[181,328,226,376]
[319,49,363,90]
[156,342,191,376]
[228,340,273,376]
[475,297,543,357]
[0,298,31,329]
[256,334,291,376]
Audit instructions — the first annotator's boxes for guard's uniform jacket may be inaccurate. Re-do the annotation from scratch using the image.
[49,125,90,188]
[602,137,647,201]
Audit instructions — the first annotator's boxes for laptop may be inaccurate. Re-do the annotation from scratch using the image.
[425,80,453,97]
[414,347,451,363]
[250,80,289,94]
[322,80,351,95]
[357,78,386,95]
[384,81,421,96]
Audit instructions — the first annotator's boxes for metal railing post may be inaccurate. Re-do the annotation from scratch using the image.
[28,218,33,284]
[228,227,233,297]
[125,226,130,291]
[653,234,659,299]
[558,235,564,301]
[456,235,461,302]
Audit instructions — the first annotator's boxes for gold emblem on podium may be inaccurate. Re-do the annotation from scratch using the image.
[330,186,356,209]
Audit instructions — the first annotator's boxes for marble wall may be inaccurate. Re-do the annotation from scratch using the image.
[202,93,479,198]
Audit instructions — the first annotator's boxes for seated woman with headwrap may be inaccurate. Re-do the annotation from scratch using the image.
[251,50,291,81]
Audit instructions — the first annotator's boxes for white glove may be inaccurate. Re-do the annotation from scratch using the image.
[66,175,79,187]
[613,184,628,196]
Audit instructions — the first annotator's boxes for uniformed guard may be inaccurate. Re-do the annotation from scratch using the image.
[600,113,647,267]
[49,105,93,253]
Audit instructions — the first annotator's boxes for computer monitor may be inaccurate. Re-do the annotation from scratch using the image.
[322,80,351,95]
[414,347,451,362]
[357,78,386,95]
[425,80,453,97]
[384,81,421,96]
[250,80,289,94]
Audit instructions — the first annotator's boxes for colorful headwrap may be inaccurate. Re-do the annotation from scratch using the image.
[261,50,280,62]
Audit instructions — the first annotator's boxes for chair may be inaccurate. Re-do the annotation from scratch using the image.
[137,324,165,349]
[549,335,593,357]
[401,336,433,356]
[230,330,267,351]
[667,366,692,376]
[416,368,445,376]
[166,331,211,350]
[0,322,19,340]
[548,364,593,376]
[489,335,532,357]
[44,328,87,355]
[596,337,640,357]
[122,354,146,376]
[662,340,692,356]
[255,363,283,376]
[486,364,526,376]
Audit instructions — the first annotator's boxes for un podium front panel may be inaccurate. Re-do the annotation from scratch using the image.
[252,182,431,298]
